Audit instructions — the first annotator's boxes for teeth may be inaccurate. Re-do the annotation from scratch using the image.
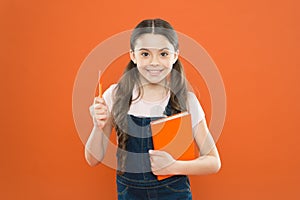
[146,69,162,75]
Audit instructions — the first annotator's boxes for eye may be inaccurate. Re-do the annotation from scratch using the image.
[141,52,149,57]
[161,52,169,57]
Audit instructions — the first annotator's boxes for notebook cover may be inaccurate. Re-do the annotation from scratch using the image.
[150,112,197,180]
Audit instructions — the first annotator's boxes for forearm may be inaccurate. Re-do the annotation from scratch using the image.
[85,123,112,166]
[171,155,221,175]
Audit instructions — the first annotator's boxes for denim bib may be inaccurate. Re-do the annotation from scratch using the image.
[116,100,192,199]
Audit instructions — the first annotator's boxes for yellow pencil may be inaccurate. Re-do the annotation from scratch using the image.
[98,70,102,98]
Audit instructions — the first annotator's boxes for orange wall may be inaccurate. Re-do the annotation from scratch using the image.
[1,0,299,199]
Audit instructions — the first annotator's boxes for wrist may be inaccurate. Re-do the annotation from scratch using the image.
[169,160,181,175]
[93,124,103,131]
[170,160,186,175]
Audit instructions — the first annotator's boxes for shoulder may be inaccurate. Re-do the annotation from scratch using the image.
[187,92,201,110]
[187,91,198,103]
[187,91,205,128]
[103,83,117,96]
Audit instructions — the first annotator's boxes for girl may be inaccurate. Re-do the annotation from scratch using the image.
[85,18,221,200]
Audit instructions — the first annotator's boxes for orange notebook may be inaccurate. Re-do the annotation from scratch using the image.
[150,111,198,180]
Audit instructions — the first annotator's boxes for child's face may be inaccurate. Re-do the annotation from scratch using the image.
[130,33,179,85]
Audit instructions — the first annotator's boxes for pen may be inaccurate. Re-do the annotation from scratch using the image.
[98,70,102,98]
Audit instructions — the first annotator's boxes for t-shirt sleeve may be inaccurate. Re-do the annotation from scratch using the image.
[187,92,205,128]
[102,83,117,112]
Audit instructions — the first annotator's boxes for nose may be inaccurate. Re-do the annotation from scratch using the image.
[150,55,160,66]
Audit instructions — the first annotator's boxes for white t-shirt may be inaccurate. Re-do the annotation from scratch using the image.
[103,84,205,128]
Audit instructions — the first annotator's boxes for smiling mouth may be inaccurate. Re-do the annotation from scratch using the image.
[146,69,163,75]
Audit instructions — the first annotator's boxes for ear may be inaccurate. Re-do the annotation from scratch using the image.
[173,49,179,64]
[129,49,137,64]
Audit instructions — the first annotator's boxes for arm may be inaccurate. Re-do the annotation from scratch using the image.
[171,118,221,175]
[85,97,113,167]
[149,118,221,175]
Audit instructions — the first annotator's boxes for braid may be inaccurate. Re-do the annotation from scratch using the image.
[112,62,140,174]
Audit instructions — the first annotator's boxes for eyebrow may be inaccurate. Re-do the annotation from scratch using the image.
[136,47,170,51]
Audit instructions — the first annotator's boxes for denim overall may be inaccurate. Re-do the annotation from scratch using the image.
[116,101,193,200]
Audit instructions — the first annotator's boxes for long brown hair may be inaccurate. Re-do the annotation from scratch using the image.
[112,18,188,174]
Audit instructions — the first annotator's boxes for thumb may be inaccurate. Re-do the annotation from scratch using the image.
[148,150,156,155]
[149,150,163,155]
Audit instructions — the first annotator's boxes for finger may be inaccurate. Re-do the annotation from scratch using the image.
[95,116,108,121]
[94,103,107,109]
[94,97,99,104]
[149,150,163,155]
[94,97,105,104]
[94,103,107,111]
[94,107,108,113]
[89,105,94,113]
[149,154,154,162]
[95,115,108,120]
[148,150,154,154]
[150,159,155,168]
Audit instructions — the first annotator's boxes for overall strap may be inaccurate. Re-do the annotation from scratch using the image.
[163,97,181,117]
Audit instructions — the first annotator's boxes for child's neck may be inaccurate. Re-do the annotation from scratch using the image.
[141,83,169,102]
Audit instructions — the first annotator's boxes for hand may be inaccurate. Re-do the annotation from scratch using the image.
[149,150,176,175]
[89,97,109,129]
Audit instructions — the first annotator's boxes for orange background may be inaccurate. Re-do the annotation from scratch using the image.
[1,0,299,199]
